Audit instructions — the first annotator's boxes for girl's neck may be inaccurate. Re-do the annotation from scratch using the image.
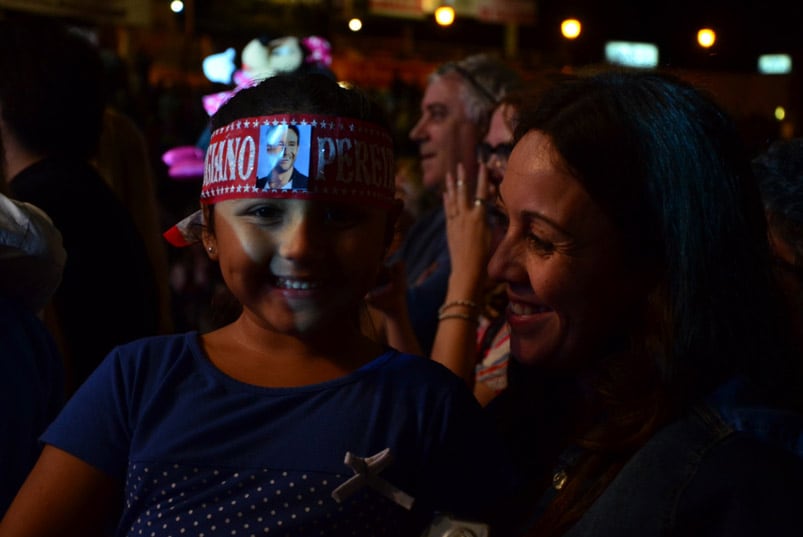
[201,315,384,388]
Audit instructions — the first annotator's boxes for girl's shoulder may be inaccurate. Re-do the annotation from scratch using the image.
[378,349,467,383]
[370,349,480,408]
[111,331,200,354]
[100,331,203,378]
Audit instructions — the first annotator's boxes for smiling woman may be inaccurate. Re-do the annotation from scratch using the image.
[0,73,521,537]
[486,70,803,537]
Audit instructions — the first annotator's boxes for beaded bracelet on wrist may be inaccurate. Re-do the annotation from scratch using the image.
[438,299,480,315]
[437,312,479,325]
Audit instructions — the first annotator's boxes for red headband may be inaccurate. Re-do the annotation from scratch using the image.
[164,113,396,247]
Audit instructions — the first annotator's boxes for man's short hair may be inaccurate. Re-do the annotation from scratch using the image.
[431,54,522,134]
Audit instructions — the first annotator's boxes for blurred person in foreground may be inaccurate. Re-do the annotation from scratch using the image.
[474,70,803,536]
[0,17,162,394]
[0,176,66,515]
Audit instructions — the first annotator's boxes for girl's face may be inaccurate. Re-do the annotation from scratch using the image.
[207,198,391,336]
[488,131,643,372]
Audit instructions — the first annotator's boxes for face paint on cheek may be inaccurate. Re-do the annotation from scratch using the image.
[287,307,325,334]
[218,211,274,265]
[238,228,273,264]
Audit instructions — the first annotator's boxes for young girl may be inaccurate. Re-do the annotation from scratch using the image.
[0,73,516,537]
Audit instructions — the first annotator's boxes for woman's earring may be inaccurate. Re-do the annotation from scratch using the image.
[207,246,214,253]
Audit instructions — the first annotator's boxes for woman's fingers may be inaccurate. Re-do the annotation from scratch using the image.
[456,162,469,211]
[475,163,490,203]
[445,163,491,217]
[443,170,457,217]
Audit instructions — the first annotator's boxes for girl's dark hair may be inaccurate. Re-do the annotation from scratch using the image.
[516,70,800,535]
[212,72,390,132]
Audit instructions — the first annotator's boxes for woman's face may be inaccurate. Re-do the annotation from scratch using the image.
[207,198,390,336]
[488,131,643,371]
[480,103,516,190]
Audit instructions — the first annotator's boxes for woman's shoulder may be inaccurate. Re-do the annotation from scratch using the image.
[566,408,803,536]
[706,375,803,457]
[693,426,803,482]
[672,429,803,535]
[630,405,803,490]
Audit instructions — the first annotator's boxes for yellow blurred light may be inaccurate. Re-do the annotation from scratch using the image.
[348,18,362,32]
[775,106,786,121]
[170,0,184,13]
[561,19,582,39]
[435,5,455,26]
[697,28,716,48]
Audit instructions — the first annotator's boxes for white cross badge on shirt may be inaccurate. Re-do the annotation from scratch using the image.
[331,448,415,510]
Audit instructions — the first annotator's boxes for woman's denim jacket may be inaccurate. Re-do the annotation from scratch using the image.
[558,376,803,536]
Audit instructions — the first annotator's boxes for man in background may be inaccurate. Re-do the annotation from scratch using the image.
[379,54,521,355]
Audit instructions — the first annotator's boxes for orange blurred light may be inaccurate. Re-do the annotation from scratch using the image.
[697,28,716,48]
[435,5,455,26]
[561,19,582,39]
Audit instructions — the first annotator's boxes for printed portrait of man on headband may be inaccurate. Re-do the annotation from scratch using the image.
[256,123,311,190]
